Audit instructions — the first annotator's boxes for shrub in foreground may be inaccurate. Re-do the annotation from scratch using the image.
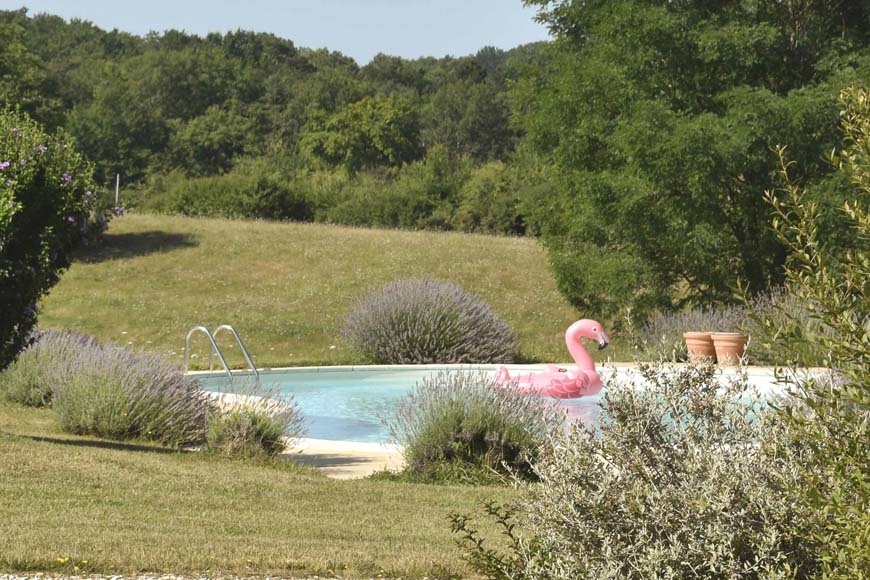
[388,370,563,483]
[342,279,517,364]
[205,384,305,459]
[754,86,870,578]
[454,362,815,578]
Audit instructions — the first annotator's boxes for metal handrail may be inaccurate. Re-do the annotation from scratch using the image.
[210,324,259,379]
[183,326,232,379]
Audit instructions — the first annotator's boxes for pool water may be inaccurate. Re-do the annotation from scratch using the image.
[198,367,603,443]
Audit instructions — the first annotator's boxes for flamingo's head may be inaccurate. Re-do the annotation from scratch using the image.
[568,319,610,350]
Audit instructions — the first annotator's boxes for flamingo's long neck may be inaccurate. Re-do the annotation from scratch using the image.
[566,326,595,371]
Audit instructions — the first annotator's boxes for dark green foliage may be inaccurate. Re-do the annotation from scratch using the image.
[0,8,539,238]
[754,86,870,579]
[302,94,423,173]
[0,108,113,372]
[388,370,563,483]
[342,279,517,364]
[147,167,314,221]
[520,0,870,317]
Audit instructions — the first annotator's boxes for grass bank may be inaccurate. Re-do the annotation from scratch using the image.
[0,403,508,579]
[38,213,624,368]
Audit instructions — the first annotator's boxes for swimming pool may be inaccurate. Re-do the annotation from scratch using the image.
[196,365,783,444]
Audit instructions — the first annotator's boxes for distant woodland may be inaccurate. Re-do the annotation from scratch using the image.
[2,3,868,316]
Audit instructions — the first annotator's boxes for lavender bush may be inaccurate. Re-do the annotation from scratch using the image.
[205,380,305,459]
[637,287,826,365]
[342,279,517,364]
[637,303,746,361]
[388,370,563,482]
[0,329,213,446]
[0,330,98,407]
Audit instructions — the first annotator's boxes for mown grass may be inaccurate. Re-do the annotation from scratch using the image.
[39,213,629,369]
[0,403,510,579]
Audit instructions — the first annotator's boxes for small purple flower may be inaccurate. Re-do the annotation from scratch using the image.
[67,216,76,224]
[35,144,47,154]
[0,161,9,170]
[112,205,125,217]
[62,171,72,183]
[11,127,22,138]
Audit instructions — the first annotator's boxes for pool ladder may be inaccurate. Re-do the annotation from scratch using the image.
[183,324,259,380]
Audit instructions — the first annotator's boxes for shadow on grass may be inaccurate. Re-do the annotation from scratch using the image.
[74,230,198,263]
[285,452,379,469]
[18,434,185,455]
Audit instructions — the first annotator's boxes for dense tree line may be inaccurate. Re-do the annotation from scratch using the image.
[521,0,870,317]
[0,8,537,234]
[2,3,868,320]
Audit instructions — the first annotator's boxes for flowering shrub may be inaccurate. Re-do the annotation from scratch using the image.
[205,383,304,459]
[342,279,517,364]
[387,370,562,483]
[0,329,97,407]
[636,288,827,365]
[0,108,115,371]
[8,331,217,447]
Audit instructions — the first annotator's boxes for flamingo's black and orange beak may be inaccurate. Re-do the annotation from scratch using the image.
[597,330,610,351]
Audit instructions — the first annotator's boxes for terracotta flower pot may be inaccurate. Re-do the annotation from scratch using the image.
[711,332,748,366]
[683,331,716,363]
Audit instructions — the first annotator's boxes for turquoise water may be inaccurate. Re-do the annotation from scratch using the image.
[199,368,602,443]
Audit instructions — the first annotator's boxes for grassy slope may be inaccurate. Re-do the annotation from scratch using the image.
[38,213,621,369]
[0,403,507,578]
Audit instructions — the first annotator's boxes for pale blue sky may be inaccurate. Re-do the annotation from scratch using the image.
[1,0,551,64]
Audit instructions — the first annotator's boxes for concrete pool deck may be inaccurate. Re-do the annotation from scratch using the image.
[282,438,403,479]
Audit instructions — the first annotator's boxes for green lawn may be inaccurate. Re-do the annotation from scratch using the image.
[0,403,509,579]
[38,213,626,369]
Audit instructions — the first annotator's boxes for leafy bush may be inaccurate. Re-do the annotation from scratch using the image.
[0,108,114,371]
[205,384,305,459]
[0,330,97,407]
[38,337,214,446]
[753,86,870,579]
[342,279,517,364]
[387,370,562,482]
[741,287,834,366]
[163,171,313,221]
[455,363,815,578]
[455,161,525,235]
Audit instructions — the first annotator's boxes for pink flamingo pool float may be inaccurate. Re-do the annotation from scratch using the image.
[496,319,609,399]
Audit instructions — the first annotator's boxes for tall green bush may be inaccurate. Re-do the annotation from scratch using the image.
[755,86,870,579]
[519,0,870,318]
[0,108,111,371]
